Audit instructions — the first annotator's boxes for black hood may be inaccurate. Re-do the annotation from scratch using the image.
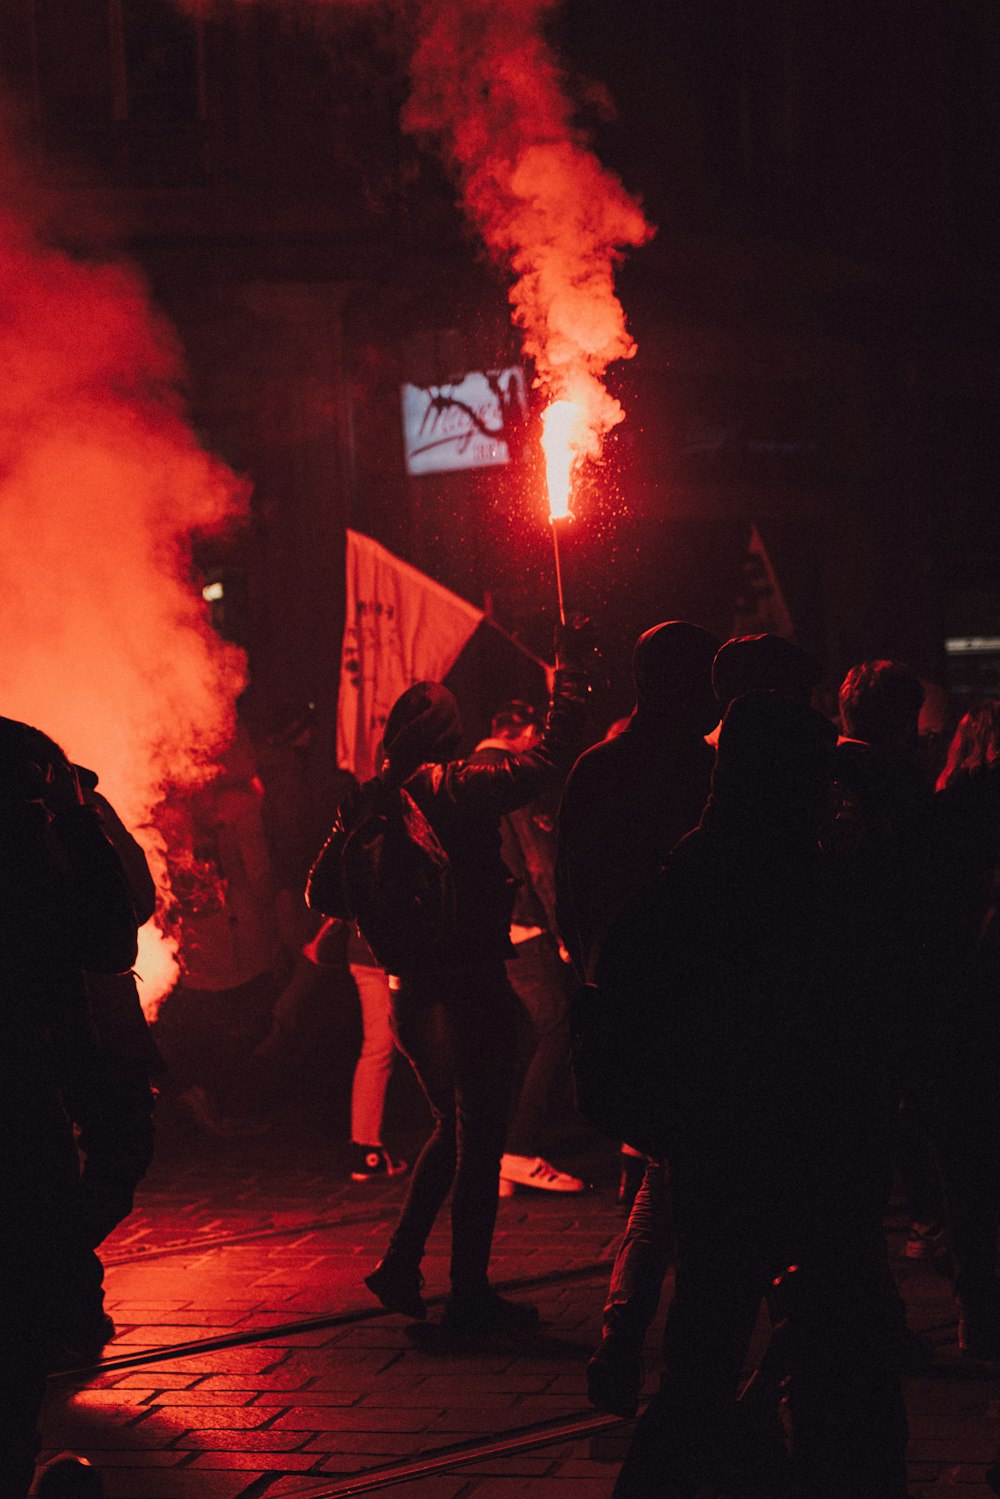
[383,682,463,773]
[630,621,721,736]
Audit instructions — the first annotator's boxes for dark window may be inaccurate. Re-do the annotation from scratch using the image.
[33,0,114,133]
[121,0,202,127]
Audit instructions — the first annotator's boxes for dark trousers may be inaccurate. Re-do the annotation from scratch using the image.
[613,1094,908,1499]
[154,971,278,1115]
[61,1053,156,1248]
[3,1031,104,1495]
[936,1009,1000,1307]
[386,959,519,1294]
[604,1160,672,1340]
[506,934,574,1154]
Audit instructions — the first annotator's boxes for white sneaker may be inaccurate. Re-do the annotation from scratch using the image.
[499,1153,586,1194]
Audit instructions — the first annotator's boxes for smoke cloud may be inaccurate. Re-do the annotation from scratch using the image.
[179,0,652,454]
[0,104,248,1014]
[403,0,654,454]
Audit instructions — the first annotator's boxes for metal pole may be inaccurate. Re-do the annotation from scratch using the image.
[550,517,567,625]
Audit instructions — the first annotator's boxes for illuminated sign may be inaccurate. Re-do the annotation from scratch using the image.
[400,367,527,476]
[945,637,1000,655]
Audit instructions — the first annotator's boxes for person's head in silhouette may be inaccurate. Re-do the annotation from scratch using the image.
[706,690,837,848]
[838,661,924,750]
[381,682,463,777]
[712,633,821,712]
[630,621,721,738]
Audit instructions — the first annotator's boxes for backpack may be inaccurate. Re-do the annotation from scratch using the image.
[340,776,458,975]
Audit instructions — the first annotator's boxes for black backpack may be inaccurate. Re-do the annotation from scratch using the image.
[340,776,458,975]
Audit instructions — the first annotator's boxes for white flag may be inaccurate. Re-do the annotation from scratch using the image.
[337,530,484,780]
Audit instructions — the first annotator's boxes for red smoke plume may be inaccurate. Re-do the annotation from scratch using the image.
[404,0,654,456]
[0,106,247,1014]
[177,0,652,457]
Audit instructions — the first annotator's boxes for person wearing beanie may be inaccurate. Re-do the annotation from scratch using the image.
[711,632,821,712]
[308,623,592,1345]
[558,620,722,985]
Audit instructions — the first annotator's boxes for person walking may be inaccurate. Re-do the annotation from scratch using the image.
[472,700,584,1197]
[307,623,591,1344]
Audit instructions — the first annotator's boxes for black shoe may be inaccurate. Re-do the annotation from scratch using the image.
[586,1332,642,1418]
[349,1143,409,1181]
[50,1312,115,1371]
[35,1455,104,1497]
[437,1288,540,1345]
[364,1257,426,1320]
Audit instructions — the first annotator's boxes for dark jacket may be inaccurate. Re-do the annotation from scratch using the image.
[932,762,1000,969]
[308,670,588,968]
[592,695,881,1156]
[0,717,138,1034]
[831,737,935,1035]
[557,724,715,981]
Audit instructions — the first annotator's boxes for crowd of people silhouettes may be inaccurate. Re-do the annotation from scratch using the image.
[4,616,1000,1498]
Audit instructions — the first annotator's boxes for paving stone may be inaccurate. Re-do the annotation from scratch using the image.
[268,1406,437,1431]
[300,1432,430,1455]
[36,1450,190,1469]
[101,1470,256,1497]
[187,1452,324,1470]
[113,1373,204,1390]
[249,1389,362,1406]
[357,1389,520,1408]
[174,1431,315,1452]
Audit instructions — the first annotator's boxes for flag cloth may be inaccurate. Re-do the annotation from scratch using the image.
[338,530,484,780]
[731,522,795,639]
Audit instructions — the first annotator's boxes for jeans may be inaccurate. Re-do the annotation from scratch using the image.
[348,963,396,1145]
[60,1052,156,1248]
[506,933,574,1154]
[385,959,519,1294]
[3,1028,105,1494]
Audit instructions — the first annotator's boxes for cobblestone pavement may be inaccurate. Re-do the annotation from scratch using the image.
[34,1124,1000,1498]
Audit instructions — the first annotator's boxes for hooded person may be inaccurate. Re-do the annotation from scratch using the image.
[555,621,720,1415]
[307,622,592,1346]
[0,716,138,1495]
[557,620,721,985]
[601,691,907,1499]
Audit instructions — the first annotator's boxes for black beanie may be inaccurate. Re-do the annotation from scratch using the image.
[712,634,821,708]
